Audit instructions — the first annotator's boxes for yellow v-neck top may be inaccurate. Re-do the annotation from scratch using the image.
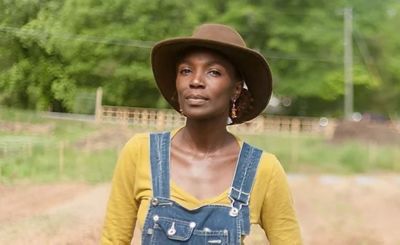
[101,130,302,244]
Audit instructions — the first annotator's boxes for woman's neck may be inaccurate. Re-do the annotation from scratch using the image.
[179,118,231,153]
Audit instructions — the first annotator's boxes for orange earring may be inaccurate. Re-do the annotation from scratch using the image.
[231,99,237,119]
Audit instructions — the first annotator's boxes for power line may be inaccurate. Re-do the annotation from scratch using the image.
[0,25,343,63]
[266,52,341,63]
[0,26,154,48]
[261,8,343,17]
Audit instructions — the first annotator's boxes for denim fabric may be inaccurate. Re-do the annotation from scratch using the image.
[142,132,262,244]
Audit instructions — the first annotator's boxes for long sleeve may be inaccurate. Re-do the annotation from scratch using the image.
[260,155,302,244]
[101,136,140,244]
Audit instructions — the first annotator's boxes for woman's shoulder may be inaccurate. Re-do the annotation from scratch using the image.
[241,141,284,177]
[232,134,282,175]
[258,151,283,176]
[124,132,149,147]
[123,130,172,149]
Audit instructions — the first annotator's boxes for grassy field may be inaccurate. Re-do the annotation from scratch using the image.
[1,108,400,244]
[245,132,400,173]
[0,108,118,183]
[1,107,399,184]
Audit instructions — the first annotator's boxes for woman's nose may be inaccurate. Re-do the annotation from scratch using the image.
[189,72,205,88]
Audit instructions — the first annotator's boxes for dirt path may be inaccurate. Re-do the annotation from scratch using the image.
[1,175,400,245]
[0,183,109,245]
[291,174,400,245]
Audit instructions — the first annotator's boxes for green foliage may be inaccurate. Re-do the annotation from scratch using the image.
[0,0,399,117]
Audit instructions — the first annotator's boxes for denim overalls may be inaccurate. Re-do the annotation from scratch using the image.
[141,132,262,244]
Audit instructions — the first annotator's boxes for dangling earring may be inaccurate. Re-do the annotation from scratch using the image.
[231,99,238,119]
[179,108,183,115]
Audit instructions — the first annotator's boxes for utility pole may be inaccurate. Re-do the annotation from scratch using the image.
[344,7,353,120]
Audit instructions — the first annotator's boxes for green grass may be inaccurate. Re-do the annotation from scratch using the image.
[0,106,46,123]
[0,146,117,183]
[0,138,119,184]
[0,108,117,183]
[0,134,119,184]
[243,132,400,174]
[1,108,399,184]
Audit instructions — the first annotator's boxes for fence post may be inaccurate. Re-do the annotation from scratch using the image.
[145,110,149,128]
[28,141,33,157]
[291,119,300,166]
[368,142,376,167]
[157,111,165,130]
[96,105,341,136]
[3,143,8,156]
[95,87,103,123]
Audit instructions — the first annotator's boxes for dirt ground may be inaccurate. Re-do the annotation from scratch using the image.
[1,175,400,245]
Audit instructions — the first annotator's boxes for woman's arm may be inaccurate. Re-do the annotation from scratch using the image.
[260,156,302,244]
[101,136,140,244]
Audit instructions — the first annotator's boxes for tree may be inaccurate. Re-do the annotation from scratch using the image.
[0,0,399,118]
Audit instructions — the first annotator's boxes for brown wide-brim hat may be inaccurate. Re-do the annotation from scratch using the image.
[151,23,272,124]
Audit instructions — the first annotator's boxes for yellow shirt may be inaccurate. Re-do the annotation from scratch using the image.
[101,131,302,244]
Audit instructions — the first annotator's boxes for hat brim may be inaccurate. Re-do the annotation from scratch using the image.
[151,37,272,124]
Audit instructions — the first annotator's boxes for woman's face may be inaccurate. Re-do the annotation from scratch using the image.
[176,49,242,122]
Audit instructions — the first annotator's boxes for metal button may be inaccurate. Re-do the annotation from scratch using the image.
[151,198,159,206]
[153,215,159,222]
[189,222,196,228]
[229,207,239,217]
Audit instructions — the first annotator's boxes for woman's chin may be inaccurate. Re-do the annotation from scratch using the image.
[183,112,227,124]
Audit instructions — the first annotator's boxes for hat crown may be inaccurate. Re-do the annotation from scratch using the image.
[191,24,247,48]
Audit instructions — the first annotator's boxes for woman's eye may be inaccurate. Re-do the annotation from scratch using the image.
[209,70,221,77]
[179,68,191,75]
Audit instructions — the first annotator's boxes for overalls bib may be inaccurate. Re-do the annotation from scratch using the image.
[141,132,262,244]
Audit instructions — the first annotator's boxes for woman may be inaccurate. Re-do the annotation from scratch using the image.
[102,24,302,244]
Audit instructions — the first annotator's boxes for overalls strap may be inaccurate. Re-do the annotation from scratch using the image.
[149,132,171,199]
[229,142,262,209]
[149,133,262,205]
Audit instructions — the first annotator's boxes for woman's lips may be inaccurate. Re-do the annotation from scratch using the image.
[185,95,209,105]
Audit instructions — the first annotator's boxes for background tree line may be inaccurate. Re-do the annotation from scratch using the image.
[0,0,399,118]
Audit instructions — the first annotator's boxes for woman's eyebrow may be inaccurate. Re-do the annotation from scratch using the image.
[205,60,223,66]
[177,59,228,69]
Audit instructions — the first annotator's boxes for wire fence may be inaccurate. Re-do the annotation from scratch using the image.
[1,108,400,181]
[100,105,337,138]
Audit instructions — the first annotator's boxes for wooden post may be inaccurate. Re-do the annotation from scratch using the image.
[28,141,33,157]
[157,111,165,130]
[291,119,300,166]
[368,142,376,166]
[95,87,103,122]
[395,147,400,171]
[142,110,148,128]
[292,118,301,135]
[3,143,8,156]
